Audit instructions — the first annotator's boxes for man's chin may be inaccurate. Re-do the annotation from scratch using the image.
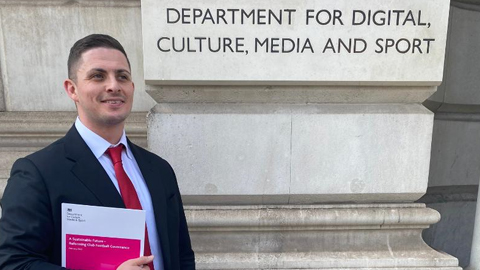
[102,115,129,127]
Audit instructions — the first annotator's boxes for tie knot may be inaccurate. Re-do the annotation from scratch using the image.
[106,144,124,164]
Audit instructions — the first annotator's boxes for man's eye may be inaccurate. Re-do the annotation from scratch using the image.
[118,75,130,81]
[90,73,105,80]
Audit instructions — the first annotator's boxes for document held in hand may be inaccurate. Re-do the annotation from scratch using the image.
[61,203,146,270]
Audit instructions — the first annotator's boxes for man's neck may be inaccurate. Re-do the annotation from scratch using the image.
[79,119,125,145]
[93,126,124,145]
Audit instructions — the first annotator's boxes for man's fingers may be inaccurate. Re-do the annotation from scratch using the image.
[117,255,154,270]
[134,255,154,265]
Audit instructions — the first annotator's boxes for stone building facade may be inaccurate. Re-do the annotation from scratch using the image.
[0,0,477,268]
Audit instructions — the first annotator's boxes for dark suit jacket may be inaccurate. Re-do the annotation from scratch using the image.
[0,126,195,270]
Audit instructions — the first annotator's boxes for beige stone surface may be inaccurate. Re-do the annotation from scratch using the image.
[142,0,450,85]
[146,85,437,104]
[186,204,460,269]
[290,104,432,200]
[148,103,433,204]
[0,1,155,111]
[148,103,292,204]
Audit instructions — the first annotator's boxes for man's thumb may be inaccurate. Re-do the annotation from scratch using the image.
[135,255,154,265]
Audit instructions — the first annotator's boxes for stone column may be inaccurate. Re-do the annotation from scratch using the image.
[421,0,480,266]
[142,0,461,268]
[146,88,460,269]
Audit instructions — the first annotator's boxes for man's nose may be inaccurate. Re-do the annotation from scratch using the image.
[106,76,121,92]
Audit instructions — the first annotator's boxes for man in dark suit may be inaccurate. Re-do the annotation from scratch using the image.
[0,34,195,270]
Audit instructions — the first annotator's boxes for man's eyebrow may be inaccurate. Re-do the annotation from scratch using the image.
[116,69,131,75]
[87,68,107,74]
[87,68,131,74]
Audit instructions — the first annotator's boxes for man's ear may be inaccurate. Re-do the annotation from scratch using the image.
[64,79,78,102]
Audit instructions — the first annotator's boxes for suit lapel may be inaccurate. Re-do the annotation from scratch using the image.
[129,140,172,270]
[63,126,172,267]
[64,126,125,208]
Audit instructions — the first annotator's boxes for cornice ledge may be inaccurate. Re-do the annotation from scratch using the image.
[451,0,480,11]
[0,111,147,149]
[424,101,480,122]
[0,0,140,7]
[185,204,440,231]
[418,185,478,204]
[452,0,480,5]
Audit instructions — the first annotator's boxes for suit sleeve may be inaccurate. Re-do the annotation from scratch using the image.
[167,165,195,270]
[176,189,195,270]
[0,158,65,270]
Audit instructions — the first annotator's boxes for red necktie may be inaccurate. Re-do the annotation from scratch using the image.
[107,144,154,270]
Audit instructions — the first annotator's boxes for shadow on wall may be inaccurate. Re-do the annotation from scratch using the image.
[419,185,477,268]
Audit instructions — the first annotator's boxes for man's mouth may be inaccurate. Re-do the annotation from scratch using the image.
[102,100,124,104]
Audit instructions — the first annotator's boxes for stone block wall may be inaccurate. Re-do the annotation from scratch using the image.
[0,0,476,268]
[421,0,480,267]
[0,0,152,197]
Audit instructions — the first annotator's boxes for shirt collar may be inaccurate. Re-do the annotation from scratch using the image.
[74,117,133,160]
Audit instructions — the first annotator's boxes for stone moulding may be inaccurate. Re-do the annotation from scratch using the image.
[0,111,147,196]
[185,204,461,269]
[423,101,480,122]
[419,185,478,204]
[186,204,440,231]
[145,85,437,104]
[0,111,147,151]
[451,0,480,12]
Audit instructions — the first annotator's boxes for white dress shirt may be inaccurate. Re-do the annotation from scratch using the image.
[75,118,164,270]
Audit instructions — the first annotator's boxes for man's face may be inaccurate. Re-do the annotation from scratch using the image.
[64,48,134,131]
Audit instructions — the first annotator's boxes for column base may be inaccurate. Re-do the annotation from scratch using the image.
[185,204,460,269]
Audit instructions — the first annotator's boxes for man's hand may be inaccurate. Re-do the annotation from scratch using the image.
[117,255,154,270]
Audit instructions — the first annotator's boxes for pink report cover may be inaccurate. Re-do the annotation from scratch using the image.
[62,203,146,270]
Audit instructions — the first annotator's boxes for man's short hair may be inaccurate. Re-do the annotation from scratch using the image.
[67,34,131,80]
